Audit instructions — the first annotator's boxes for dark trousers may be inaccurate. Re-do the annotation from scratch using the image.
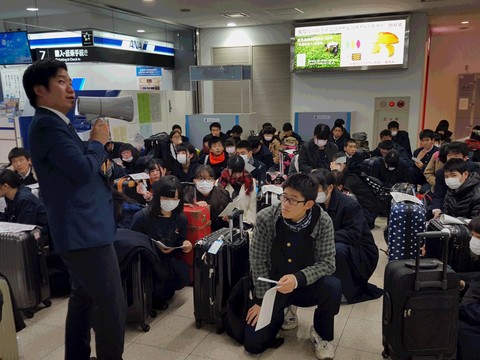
[244,275,341,354]
[60,244,126,360]
[335,242,359,302]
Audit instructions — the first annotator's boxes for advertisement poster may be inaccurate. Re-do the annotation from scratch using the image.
[294,18,407,70]
[136,66,162,90]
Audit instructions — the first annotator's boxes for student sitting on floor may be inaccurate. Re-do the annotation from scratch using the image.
[199,136,228,179]
[7,147,38,186]
[170,143,199,183]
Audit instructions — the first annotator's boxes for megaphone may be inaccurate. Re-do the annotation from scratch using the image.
[77,96,134,122]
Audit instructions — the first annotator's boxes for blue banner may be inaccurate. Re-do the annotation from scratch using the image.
[136,66,162,77]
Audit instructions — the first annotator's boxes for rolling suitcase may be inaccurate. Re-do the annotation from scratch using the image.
[0,227,51,318]
[194,210,249,332]
[382,231,460,360]
[0,276,20,360]
[122,253,156,332]
[427,219,480,273]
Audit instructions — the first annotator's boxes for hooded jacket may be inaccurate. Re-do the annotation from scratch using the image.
[443,173,480,218]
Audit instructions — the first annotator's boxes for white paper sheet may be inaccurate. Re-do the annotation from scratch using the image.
[129,172,150,181]
[255,286,280,331]
[440,214,469,225]
[0,222,36,233]
[218,197,240,218]
[391,192,423,206]
[245,162,256,173]
[150,238,185,250]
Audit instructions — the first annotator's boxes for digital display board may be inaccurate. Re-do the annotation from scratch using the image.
[0,32,33,65]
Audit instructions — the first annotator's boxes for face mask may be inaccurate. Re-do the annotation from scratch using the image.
[240,154,249,163]
[470,236,480,255]
[122,156,133,163]
[388,167,396,171]
[316,191,326,204]
[161,199,180,213]
[196,180,214,195]
[315,139,328,147]
[226,146,236,155]
[177,154,187,164]
[391,131,398,136]
[445,177,462,190]
[264,135,273,141]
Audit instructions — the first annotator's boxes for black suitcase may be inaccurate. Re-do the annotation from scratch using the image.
[193,210,249,332]
[382,231,460,360]
[427,219,480,273]
[122,253,157,332]
[0,228,51,318]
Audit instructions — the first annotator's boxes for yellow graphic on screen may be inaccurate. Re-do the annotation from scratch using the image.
[372,32,399,57]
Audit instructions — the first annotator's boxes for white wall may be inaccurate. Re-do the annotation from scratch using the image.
[199,14,429,145]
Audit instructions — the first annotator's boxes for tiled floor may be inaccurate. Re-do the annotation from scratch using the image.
[17,218,389,360]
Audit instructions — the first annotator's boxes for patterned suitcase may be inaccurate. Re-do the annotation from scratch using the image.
[0,275,20,360]
[0,227,51,318]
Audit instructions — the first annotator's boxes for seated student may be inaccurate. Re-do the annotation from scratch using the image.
[466,126,480,163]
[261,126,283,171]
[343,139,365,171]
[171,143,199,182]
[371,148,414,188]
[104,141,126,160]
[298,123,338,173]
[371,130,410,160]
[424,141,451,192]
[430,142,480,218]
[457,216,480,360]
[205,121,228,144]
[7,147,37,186]
[163,130,185,171]
[249,135,274,170]
[136,158,166,203]
[225,137,237,158]
[245,173,341,359]
[217,155,257,226]
[119,143,144,174]
[435,119,453,142]
[199,136,228,179]
[334,118,350,139]
[441,158,480,218]
[310,170,382,304]
[388,120,412,158]
[412,129,438,189]
[236,140,267,185]
[328,124,348,153]
[0,169,47,228]
[130,176,192,308]
[184,165,231,231]
[281,122,303,144]
[226,125,243,144]
[172,124,189,143]
[101,158,127,184]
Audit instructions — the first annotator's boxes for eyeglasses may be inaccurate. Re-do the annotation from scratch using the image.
[280,194,307,206]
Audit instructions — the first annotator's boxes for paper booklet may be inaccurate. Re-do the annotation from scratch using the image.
[440,214,470,225]
[150,238,185,250]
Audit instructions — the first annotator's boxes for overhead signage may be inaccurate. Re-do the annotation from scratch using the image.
[136,66,162,77]
[81,31,94,46]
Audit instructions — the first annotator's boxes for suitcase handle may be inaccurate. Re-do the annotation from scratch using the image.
[414,231,450,291]
[228,209,244,242]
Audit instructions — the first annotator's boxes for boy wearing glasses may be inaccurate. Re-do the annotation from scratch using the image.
[245,173,341,360]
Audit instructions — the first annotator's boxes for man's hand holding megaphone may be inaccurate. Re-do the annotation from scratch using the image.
[90,117,110,145]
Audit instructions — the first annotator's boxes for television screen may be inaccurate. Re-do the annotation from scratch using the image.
[292,15,410,72]
[0,31,33,65]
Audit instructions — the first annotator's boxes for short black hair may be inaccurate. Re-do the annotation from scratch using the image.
[230,125,243,134]
[194,165,215,179]
[446,141,469,158]
[385,149,400,168]
[334,118,345,126]
[147,158,165,172]
[309,169,329,189]
[331,124,344,133]
[262,126,276,135]
[470,126,480,141]
[248,135,261,148]
[262,122,272,129]
[443,158,468,174]
[327,170,345,187]
[149,175,184,217]
[345,139,356,147]
[388,121,399,130]
[208,136,223,148]
[23,59,68,108]
[468,215,480,233]
[283,173,319,202]
[172,124,182,131]
[203,135,210,143]
[210,122,221,131]
[419,129,435,140]
[378,140,395,151]
[380,129,392,138]
[227,155,245,174]
[175,143,188,154]
[236,140,252,152]
[170,130,181,139]
[283,123,293,131]
[314,124,330,139]
[0,169,21,189]
[8,147,30,163]
[225,137,236,147]
[331,152,347,162]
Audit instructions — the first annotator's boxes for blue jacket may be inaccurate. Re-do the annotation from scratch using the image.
[1,186,47,228]
[28,107,115,253]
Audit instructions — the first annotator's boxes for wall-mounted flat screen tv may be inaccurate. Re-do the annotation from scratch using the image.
[0,31,33,65]
[291,15,410,72]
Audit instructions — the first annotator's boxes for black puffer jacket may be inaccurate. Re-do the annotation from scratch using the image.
[298,139,338,173]
[443,173,480,218]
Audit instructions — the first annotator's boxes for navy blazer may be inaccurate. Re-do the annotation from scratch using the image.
[28,108,115,253]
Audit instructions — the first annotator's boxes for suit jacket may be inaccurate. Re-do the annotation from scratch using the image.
[28,107,115,253]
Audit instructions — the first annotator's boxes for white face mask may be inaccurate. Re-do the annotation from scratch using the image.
[177,154,187,164]
[196,180,214,195]
[391,131,398,136]
[122,156,133,163]
[316,191,326,204]
[388,167,396,171]
[264,135,273,141]
[240,154,249,163]
[470,236,480,255]
[161,199,180,213]
[445,177,462,190]
[315,139,328,147]
[226,146,236,155]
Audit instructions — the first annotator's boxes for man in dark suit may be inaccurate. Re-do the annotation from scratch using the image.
[24,59,125,360]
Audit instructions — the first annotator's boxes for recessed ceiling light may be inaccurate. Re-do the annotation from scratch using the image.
[227,22,237,27]
[461,21,469,24]
[26,7,39,11]
[137,29,145,33]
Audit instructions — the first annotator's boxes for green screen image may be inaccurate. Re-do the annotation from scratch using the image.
[294,33,342,69]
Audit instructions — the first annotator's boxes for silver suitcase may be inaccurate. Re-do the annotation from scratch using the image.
[0,228,51,317]
[0,276,20,360]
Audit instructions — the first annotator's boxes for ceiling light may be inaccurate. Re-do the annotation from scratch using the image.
[26,7,39,11]
[137,29,145,33]
[221,12,249,19]
[461,21,469,24]
[227,22,237,27]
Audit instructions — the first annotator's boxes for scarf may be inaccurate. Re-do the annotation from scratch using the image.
[209,152,226,165]
[466,139,480,151]
[219,169,254,195]
[282,209,312,232]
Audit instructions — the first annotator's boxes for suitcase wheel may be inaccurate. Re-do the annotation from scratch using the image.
[43,299,52,308]
[149,310,157,318]
[195,319,202,329]
[23,310,34,319]
[381,349,389,359]
[141,323,150,332]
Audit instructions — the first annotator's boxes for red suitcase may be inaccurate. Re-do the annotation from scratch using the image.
[182,204,212,282]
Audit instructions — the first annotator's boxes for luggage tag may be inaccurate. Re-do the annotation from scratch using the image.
[208,237,224,255]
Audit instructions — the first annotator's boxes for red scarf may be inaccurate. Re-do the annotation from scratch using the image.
[219,169,254,195]
[466,139,480,151]
[209,152,226,165]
